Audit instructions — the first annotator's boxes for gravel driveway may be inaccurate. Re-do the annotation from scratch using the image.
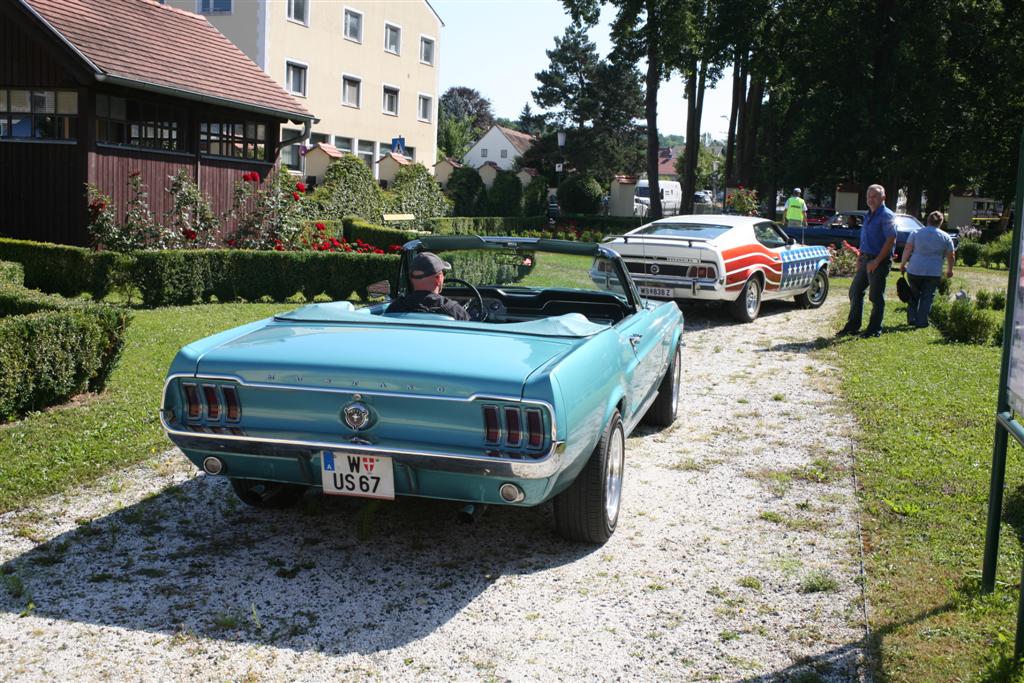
[0,295,869,682]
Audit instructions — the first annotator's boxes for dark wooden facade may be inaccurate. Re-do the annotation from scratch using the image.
[0,2,288,246]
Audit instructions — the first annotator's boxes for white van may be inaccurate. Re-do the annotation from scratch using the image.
[634,179,682,216]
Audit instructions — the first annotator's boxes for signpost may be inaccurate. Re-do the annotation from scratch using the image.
[982,130,1024,659]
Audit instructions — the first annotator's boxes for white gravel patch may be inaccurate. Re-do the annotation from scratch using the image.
[0,296,869,682]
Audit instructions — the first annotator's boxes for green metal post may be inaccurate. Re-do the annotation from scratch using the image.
[983,129,1024,593]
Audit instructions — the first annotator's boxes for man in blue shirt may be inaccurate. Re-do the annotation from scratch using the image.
[837,184,897,338]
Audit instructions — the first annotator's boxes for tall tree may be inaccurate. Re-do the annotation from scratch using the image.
[438,87,495,138]
[532,23,602,130]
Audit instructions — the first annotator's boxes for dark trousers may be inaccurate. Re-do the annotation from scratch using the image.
[907,274,941,328]
[846,255,890,333]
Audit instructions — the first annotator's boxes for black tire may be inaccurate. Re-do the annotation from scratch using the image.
[729,276,762,323]
[795,267,829,309]
[643,345,681,428]
[553,411,625,544]
[229,478,307,509]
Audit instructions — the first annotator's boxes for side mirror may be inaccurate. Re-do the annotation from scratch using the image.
[787,236,796,245]
[367,280,391,300]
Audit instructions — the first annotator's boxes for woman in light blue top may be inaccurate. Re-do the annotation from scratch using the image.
[899,210,955,328]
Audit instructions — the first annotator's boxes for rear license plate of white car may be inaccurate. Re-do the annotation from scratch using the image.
[640,286,672,298]
[321,451,395,500]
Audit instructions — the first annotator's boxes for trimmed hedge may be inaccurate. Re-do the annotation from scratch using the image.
[423,216,547,235]
[0,238,128,300]
[0,261,23,286]
[343,216,420,249]
[130,250,399,307]
[0,283,130,422]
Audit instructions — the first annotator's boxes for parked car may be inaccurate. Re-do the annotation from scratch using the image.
[160,236,683,544]
[805,207,837,225]
[781,210,959,259]
[635,179,682,216]
[601,215,831,323]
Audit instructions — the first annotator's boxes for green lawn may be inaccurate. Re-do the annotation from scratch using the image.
[0,303,293,512]
[827,269,1024,681]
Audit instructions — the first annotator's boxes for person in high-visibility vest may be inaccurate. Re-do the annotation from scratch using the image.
[784,188,807,227]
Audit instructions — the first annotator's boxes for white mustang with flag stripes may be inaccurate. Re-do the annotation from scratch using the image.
[601,215,831,322]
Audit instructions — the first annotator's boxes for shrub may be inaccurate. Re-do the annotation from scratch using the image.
[958,238,981,267]
[975,289,992,309]
[488,171,524,217]
[343,217,417,250]
[992,290,1006,311]
[307,156,385,223]
[226,166,308,250]
[0,284,130,422]
[554,215,644,235]
[725,186,760,216]
[0,238,132,300]
[937,276,951,296]
[446,167,489,216]
[827,241,860,277]
[423,216,546,235]
[980,231,1013,268]
[0,261,23,287]
[163,169,221,248]
[386,163,452,222]
[557,174,603,215]
[523,176,549,217]
[934,298,998,344]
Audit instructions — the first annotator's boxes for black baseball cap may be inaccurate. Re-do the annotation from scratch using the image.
[410,252,452,278]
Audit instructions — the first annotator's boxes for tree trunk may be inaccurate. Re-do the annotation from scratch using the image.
[727,51,747,186]
[925,184,946,215]
[738,75,764,186]
[680,67,698,214]
[644,0,661,220]
[905,182,922,218]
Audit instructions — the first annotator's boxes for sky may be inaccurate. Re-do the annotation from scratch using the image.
[432,0,734,141]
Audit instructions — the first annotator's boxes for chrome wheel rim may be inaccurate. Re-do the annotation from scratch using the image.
[670,351,680,415]
[604,425,625,525]
[745,280,760,316]
[808,271,827,304]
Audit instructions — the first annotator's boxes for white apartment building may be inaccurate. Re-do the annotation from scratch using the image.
[165,0,442,179]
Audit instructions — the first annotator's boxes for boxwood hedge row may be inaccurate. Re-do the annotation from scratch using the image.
[343,217,421,248]
[0,238,129,300]
[0,278,130,423]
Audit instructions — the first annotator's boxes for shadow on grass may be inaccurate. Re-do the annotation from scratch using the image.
[0,474,593,654]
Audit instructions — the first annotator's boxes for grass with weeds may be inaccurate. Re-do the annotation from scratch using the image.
[799,570,839,594]
[0,303,293,512]
[828,271,1024,681]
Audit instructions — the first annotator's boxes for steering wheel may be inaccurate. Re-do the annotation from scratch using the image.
[443,277,486,321]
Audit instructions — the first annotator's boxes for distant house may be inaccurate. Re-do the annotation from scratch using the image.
[517,167,539,188]
[657,147,682,179]
[463,125,534,171]
[376,151,412,187]
[477,161,501,189]
[433,156,462,189]
[303,142,344,185]
[1,0,314,245]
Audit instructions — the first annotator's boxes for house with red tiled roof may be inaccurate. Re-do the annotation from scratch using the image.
[463,125,535,171]
[1,0,314,245]
[432,156,462,189]
[376,150,412,187]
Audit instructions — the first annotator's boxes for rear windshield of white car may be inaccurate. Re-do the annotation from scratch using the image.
[634,222,730,239]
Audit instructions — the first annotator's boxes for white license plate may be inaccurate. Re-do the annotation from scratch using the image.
[639,286,672,298]
[321,451,395,500]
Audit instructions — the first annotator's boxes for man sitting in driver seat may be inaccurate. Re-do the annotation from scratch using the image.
[385,252,470,320]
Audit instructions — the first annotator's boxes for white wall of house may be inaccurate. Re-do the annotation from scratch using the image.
[464,127,519,171]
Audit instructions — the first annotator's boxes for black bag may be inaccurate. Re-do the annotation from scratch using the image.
[896,273,911,303]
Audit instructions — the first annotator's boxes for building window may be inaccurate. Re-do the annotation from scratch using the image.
[287,0,308,24]
[382,86,399,116]
[384,23,401,54]
[405,145,415,161]
[199,0,231,13]
[417,94,432,122]
[480,148,488,158]
[281,128,302,170]
[420,37,434,65]
[95,94,183,150]
[0,88,78,141]
[501,149,508,159]
[357,140,374,168]
[334,136,353,153]
[342,76,361,108]
[286,62,307,96]
[343,8,362,42]
[200,121,267,160]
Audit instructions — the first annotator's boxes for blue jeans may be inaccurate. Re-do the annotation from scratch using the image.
[846,255,890,333]
[907,274,941,327]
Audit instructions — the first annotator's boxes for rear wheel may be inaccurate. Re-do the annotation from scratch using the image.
[729,276,762,322]
[553,411,625,544]
[643,346,681,428]
[229,478,307,509]
[795,267,829,308]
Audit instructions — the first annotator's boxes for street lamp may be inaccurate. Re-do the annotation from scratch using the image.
[556,130,566,190]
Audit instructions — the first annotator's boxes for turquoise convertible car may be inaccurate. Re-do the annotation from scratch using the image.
[160,236,683,543]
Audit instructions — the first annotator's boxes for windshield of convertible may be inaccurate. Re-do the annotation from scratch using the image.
[632,221,730,239]
[397,246,631,325]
